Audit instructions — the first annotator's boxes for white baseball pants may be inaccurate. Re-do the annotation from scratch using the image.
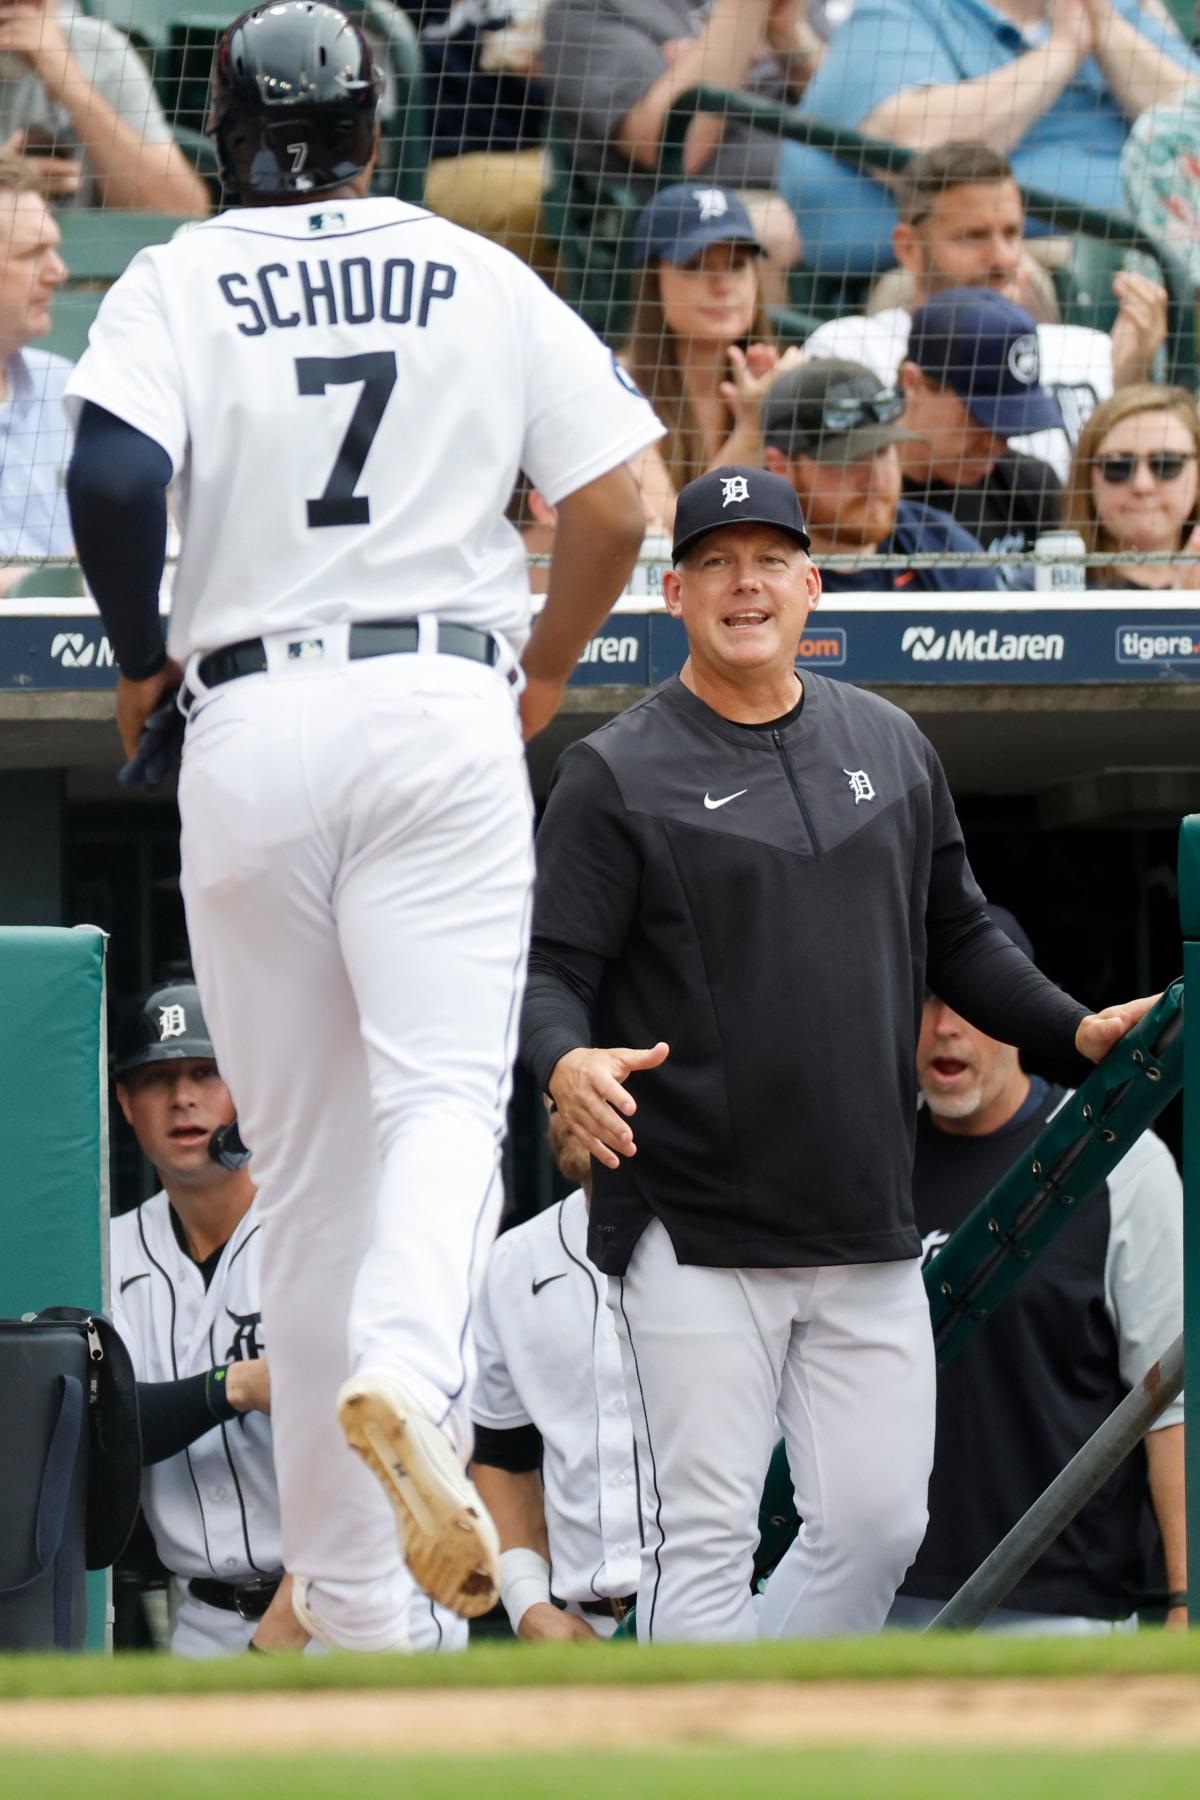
[168,1578,468,1658]
[611,1219,936,1642]
[178,629,533,1651]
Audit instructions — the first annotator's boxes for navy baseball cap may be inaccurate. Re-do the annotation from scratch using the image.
[906,288,1063,438]
[672,465,811,563]
[632,184,763,268]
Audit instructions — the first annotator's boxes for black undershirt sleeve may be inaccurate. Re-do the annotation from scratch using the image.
[66,402,173,681]
[922,740,1090,1069]
[137,1370,238,1466]
[471,1422,544,1473]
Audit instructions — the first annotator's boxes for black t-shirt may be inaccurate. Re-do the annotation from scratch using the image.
[901,1082,1152,1619]
[904,453,1062,589]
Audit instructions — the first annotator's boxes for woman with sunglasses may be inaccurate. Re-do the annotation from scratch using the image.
[1063,385,1200,590]
[621,184,801,530]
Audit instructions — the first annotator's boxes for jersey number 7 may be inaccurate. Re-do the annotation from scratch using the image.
[296,351,397,528]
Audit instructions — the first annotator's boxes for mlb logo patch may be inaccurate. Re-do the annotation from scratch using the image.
[287,638,326,660]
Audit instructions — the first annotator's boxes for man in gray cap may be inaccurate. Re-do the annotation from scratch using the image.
[761,359,1001,594]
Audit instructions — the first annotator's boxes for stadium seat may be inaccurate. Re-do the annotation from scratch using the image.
[541,153,641,344]
[9,564,85,599]
[361,1,428,206]
[41,290,105,364]
[54,210,195,280]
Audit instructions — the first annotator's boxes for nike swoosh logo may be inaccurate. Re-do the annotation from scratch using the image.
[703,789,748,810]
[119,1272,150,1294]
[531,1273,567,1296]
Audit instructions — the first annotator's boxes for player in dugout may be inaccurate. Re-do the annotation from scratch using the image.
[469,1100,639,1642]
[111,980,463,1657]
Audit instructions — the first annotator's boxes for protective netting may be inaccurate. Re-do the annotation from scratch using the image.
[3,0,1200,597]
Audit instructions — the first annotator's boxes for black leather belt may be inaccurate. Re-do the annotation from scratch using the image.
[188,1575,281,1621]
[195,620,500,692]
[576,1593,636,1621]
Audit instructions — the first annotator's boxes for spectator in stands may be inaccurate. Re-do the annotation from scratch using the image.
[418,1,556,280]
[780,0,1200,272]
[469,1102,639,1642]
[1121,90,1200,287]
[621,184,801,527]
[895,289,1064,587]
[1062,383,1200,589]
[760,359,1003,592]
[0,0,208,214]
[802,142,1168,479]
[0,153,70,586]
[540,0,818,296]
[890,904,1186,1634]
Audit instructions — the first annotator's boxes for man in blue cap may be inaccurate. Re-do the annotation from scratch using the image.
[761,358,1002,594]
[520,461,1157,1643]
[897,288,1064,589]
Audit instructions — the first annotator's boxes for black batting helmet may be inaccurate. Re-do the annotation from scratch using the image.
[207,2,382,203]
[113,983,215,1078]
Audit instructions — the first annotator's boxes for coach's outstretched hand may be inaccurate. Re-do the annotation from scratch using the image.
[548,1041,670,1170]
[1075,994,1161,1063]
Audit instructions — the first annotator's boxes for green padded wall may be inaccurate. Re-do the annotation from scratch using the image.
[0,925,109,1649]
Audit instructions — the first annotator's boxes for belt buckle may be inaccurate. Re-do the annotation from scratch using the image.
[234,1578,279,1622]
[610,1594,633,1623]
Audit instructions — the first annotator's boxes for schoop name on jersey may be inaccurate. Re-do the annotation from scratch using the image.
[217,253,458,338]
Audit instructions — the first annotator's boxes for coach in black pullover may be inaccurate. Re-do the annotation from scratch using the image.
[522,471,1147,1283]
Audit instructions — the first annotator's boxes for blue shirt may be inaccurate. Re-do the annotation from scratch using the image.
[820,499,1003,594]
[0,347,74,558]
[776,0,1200,271]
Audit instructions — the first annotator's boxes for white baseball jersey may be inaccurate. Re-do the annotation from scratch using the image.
[64,196,664,664]
[802,309,1113,478]
[112,1191,465,1657]
[473,1189,641,1606]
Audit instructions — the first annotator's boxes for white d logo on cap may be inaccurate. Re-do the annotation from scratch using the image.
[693,188,728,221]
[721,475,750,506]
[1007,333,1040,385]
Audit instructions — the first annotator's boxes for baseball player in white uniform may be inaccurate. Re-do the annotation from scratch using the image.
[66,3,659,1653]
[470,1107,640,1642]
[111,981,464,1657]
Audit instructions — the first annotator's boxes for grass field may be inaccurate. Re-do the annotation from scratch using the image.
[3,1636,1199,1797]
[3,1629,1200,1697]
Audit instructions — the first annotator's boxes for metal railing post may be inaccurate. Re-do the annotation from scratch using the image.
[1181,815,1200,1624]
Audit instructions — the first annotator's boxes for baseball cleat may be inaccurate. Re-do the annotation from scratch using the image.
[337,1373,500,1620]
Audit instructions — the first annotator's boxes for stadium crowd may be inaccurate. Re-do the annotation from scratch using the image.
[0,1,1193,1653]
[5,0,1200,590]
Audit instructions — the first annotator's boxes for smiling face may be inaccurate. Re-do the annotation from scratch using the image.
[0,189,67,358]
[116,1058,236,1187]
[662,523,820,687]
[917,997,1023,1127]
[1090,406,1200,555]
[656,242,760,346]
[899,363,1008,485]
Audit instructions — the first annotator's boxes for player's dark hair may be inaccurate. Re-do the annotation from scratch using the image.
[896,142,1016,225]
